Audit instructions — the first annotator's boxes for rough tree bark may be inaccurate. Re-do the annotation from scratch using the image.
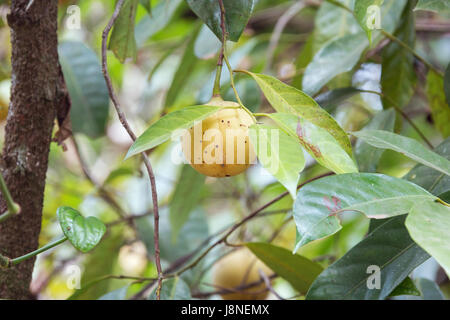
[0,0,62,299]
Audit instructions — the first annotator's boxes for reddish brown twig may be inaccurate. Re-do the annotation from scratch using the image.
[101,0,163,300]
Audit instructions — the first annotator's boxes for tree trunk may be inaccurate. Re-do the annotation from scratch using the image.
[0,0,61,299]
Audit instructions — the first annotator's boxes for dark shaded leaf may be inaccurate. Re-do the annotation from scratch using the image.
[108,0,139,63]
[186,0,254,42]
[306,216,430,300]
[246,243,323,294]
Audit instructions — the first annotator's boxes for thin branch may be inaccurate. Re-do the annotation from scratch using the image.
[381,30,444,76]
[193,273,277,298]
[71,136,129,220]
[212,0,227,97]
[358,89,434,149]
[168,172,333,278]
[101,0,163,299]
[259,269,285,300]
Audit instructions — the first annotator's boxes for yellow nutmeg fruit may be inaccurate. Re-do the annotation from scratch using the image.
[181,98,256,177]
[213,248,272,300]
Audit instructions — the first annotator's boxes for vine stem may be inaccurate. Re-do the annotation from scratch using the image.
[212,0,226,97]
[0,172,20,223]
[358,89,434,149]
[0,236,68,268]
[101,0,163,300]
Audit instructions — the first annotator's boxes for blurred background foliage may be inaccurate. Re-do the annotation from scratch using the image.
[0,0,449,299]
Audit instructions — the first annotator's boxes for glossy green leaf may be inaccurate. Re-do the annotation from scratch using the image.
[246,242,323,294]
[351,130,450,176]
[169,165,205,241]
[249,124,305,199]
[244,72,352,156]
[404,138,450,200]
[126,105,221,158]
[265,113,357,174]
[57,206,106,253]
[303,32,368,96]
[354,0,384,43]
[389,277,421,297]
[186,0,254,42]
[58,42,109,138]
[426,70,450,138]
[381,0,417,109]
[354,109,396,172]
[135,0,183,46]
[108,0,139,63]
[416,278,445,300]
[406,200,450,277]
[148,277,191,300]
[164,25,201,109]
[306,215,430,300]
[293,173,436,250]
[415,0,450,13]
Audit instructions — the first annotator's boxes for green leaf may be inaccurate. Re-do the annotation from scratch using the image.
[125,105,221,159]
[246,242,323,294]
[185,0,254,42]
[57,206,106,253]
[98,286,129,300]
[404,138,450,200]
[135,0,183,46]
[139,0,151,14]
[148,277,191,300]
[108,0,139,63]
[306,215,430,300]
[303,32,368,96]
[415,278,445,300]
[406,200,450,277]
[58,42,109,138]
[354,0,384,43]
[264,113,357,174]
[164,25,201,109]
[351,130,450,176]
[169,165,205,241]
[389,277,421,297]
[354,109,396,172]
[415,0,450,14]
[243,72,352,156]
[249,124,305,198]
[381,0,417,109]
[426,70,450,138]
[293,173,436,250]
